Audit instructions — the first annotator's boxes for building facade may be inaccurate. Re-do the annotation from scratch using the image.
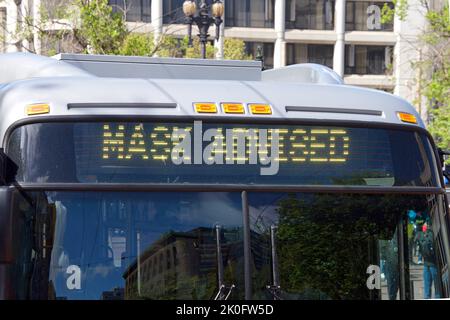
[114,0,445,121]
[0,0,445,119]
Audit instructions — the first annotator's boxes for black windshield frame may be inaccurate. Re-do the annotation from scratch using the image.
[2,115,445,193]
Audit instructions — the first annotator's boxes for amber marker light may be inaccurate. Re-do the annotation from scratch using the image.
[222,103,245,114]
[194,103,217,113]
[248,104,272,115]
[397,112,417,124]
[26,103,50,115]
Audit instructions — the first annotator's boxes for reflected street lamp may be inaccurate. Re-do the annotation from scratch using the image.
[183,0,224,59]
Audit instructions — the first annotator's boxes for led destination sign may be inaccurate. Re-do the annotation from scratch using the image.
[8,121,437,185]
[100,122,350,165]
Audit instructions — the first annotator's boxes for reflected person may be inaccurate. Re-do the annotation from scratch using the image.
[416,223,441,299]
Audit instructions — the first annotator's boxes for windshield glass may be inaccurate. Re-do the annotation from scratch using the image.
[9,191,446,300]
[7,122,438,186]
[247,192,446,300]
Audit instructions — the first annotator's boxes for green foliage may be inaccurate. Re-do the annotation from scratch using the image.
[421,5,450,150]
[381,3,395,24]
[119,33,184,57]
[182,37,252,60]
[119,33,155,56]
[119,34,251,61]
[425,6,450,41]
[76,0,128,54]
[274,193,424,299]
[157,36,186,58]
[382,2,450,151]
[75,0,250,59]
[381,0,409,24]
[224,38,253,60]
[4,0,251,62]
[427,65,450,150]
[184,38,216,59]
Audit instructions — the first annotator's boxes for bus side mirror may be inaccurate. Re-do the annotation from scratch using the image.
[0,149,18,185]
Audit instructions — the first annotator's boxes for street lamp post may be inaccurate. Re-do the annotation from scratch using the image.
[183,0,224,59]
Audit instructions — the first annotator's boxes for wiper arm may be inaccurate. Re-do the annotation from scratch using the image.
[214,284,236,300]
[266,225,283,300]
[213,225,236,300]
[216,225,224,290]
[266,285,283,300]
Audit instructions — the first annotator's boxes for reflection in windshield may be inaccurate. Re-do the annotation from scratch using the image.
[248,192,444,300]
[8,191,446,300]
[12,192,244,300]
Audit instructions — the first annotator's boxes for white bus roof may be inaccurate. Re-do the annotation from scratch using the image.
[0,52,424,146]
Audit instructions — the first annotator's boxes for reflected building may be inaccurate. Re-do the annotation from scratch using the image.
[123,227,244,300]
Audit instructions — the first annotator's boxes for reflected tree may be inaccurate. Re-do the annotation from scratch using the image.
[275,193,425,299]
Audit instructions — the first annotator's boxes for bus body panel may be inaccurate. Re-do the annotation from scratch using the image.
[0,77,423,148]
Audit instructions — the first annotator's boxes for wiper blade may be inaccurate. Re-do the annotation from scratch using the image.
[213,225,236,300]
[214,284,236,300]
[266,225,283,300]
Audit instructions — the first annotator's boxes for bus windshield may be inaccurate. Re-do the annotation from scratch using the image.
[4,121,447,300]
[7,121,439,186]
[9,191,445,300]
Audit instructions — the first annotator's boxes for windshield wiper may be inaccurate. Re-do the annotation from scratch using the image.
[213,225,235,300]
[214,284,236,300]
[266,225,283,300]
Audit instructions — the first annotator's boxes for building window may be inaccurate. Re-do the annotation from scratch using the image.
[0,7,5,53]
[163,0,185,24]
[286,43,334,69]
[245,42,274,69]
[345,45,393,75]
[109,0,152,23]
[307,44,334,68]
[226,0,275,28]
[286,0,334,30]
[346,1,394,31]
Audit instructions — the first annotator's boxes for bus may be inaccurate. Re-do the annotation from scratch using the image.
[0,52,449,300]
